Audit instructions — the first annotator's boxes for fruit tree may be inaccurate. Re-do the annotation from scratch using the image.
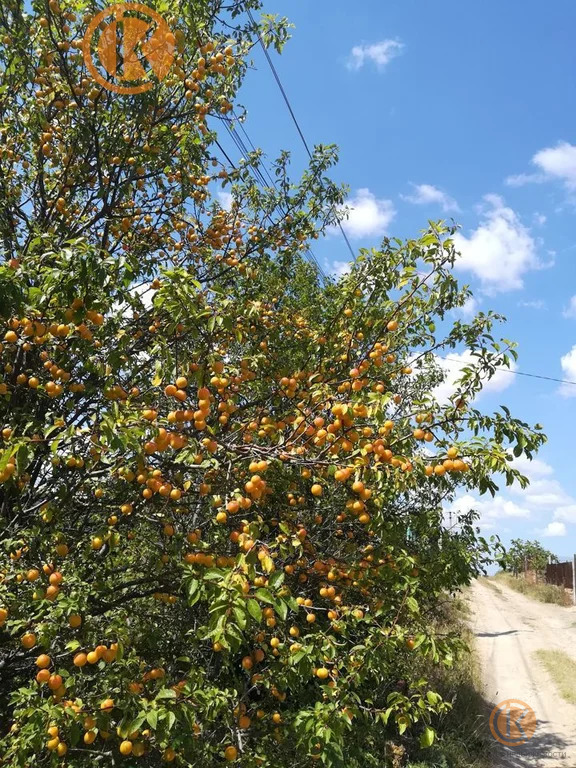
[0,1,545,766]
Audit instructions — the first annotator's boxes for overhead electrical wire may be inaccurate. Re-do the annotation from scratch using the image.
[246,8,357,263]
[242,11,576,394]
[219,112,330,281]
[440,355,576,388]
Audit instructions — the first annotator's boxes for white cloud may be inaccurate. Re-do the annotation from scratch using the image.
[533,213,547,226]
[509,458,574,508]
[217,190,233,211]
[555,505,576,524]
[506,142,576,191]
[533,142,576,189]
[559,345,576,397]
[337,188,396,239]
[505,172,546,187]
[562,296,576,319]
[127,282,153,310]
[540,521,567,537]
[453,195,544,293]
[347,39,404,71]
[453,296,479,319]
[434,349,517,404]
[401,183,460,212]
[510,456,554,482]
[518,299,546,310]
[447,493,531,531]
[449,459,576,540]
[332,260,352,278]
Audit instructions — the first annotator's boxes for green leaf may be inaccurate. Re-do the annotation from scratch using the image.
[247,599,262,622]
[406,596,419,613]
[146,710,159,730]
[420,726,435,748]
[274,598,288,621]
[156,688,177,700]
[255,588,275,604]
[233,605,247,630]
[165,710,176,732]
[185,578,201,606]
[268,570,285,589]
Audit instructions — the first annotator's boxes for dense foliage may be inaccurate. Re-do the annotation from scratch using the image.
[0,1,546,765]
[499,539,557,576]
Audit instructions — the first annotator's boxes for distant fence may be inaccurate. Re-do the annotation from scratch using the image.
[513,555,576,604]
[545,560,573,589]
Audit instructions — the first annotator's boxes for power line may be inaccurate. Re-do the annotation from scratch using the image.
[219,113,329,280]
[440,355,576,388]
[245,13,576,391]
[247,9,356,263]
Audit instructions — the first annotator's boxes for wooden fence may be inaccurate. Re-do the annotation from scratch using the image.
[545,560,573,589]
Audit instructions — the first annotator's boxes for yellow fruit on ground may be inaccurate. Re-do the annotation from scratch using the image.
[224,745,238,761]
[36,654,51,668]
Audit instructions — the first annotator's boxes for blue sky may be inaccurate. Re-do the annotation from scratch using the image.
[224,0,576,557]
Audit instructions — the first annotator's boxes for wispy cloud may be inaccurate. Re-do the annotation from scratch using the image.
[505,172,546,187]
[506,141,576,192]
[562,295,576,319]
[347,39,404,72]
[401,183,460,213]
[433,349,517,404]
[559,346,576,397]
[518,299,546,310]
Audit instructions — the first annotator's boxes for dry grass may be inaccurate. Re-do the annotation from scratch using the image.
[406,595,492,768]
[534,649,576,705]
[493,572,572,606]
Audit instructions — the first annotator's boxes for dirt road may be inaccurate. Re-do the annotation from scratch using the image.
[470,579,576,767]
